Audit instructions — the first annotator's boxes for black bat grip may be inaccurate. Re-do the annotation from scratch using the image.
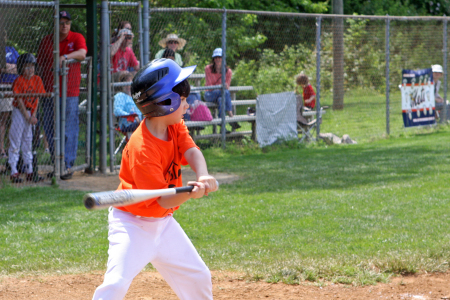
[175,186,195,194]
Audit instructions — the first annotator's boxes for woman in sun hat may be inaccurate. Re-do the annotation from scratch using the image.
[154,33,186,66]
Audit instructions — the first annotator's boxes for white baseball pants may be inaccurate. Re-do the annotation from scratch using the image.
[92,207,213,300]
[8,108,33,175]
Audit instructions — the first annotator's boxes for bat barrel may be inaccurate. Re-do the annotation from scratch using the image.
[84,195,96,209]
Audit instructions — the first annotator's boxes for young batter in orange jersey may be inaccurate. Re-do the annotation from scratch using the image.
[92,59,217,300]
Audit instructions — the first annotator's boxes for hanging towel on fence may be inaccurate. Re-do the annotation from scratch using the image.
[256,91,297,147]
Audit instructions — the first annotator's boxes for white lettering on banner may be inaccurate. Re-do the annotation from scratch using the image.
[413,117,435,122]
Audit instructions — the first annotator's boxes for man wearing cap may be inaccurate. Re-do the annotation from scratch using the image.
[37,10,87,180]
[155,33,186,67]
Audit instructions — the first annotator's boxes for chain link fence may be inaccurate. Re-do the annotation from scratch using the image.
[145,9,449,148]
[0,1,95,187]
[0,0,57,186]
[3,3,450,182]
[106,2,143,170]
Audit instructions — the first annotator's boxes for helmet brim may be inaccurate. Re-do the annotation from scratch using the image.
[175,65,196,85]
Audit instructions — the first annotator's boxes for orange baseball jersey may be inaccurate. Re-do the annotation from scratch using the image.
[12,75,46,115]
[116,120,198,217]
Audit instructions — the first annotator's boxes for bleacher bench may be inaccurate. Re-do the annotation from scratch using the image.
[185,80,256,141]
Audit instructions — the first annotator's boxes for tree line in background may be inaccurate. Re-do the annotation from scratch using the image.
[2,0,447,102]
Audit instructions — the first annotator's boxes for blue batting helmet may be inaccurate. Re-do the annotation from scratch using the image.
[131,58,196,117]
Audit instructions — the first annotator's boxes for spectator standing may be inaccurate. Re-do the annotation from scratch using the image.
[111,25,139,74]
[9,53,45,183]
[296,73,316,110]
[0,31,19,158]
[113,71,142,133]
[155,34,186,67]
[204,48,240,131]
[37,10,87,180]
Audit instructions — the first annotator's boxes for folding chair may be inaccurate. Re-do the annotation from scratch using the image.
[296,94,325,142]
[297,115,317,142]
[113,114,137,156]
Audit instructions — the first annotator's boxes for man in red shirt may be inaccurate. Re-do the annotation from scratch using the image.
[37,10,87,180]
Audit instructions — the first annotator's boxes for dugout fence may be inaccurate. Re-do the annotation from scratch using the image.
[1,2,450,183]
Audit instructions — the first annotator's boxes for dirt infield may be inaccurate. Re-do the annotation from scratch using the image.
[3,170,450,299]
[2,270,450,299]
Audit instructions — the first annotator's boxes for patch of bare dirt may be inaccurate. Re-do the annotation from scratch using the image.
[1,271,450,299]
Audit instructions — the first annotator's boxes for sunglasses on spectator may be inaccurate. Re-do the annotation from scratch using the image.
[168,40,179,45]
[126,36,133,40]
[59,21,71,26]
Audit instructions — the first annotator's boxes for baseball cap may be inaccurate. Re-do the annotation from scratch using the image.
[60,10,72,20]
[432,64,443,73]
[212,48,222,58]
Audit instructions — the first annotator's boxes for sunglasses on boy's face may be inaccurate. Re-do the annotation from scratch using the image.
[125,35,133,40]
[168,40,179,45]
[59,21,71,26]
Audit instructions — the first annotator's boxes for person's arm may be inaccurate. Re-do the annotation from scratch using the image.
[29,99,39,125]
[60,49,87,68]
[305,95,316,104]
[157,148,217,209]
[110,35,125,57]
[15,97,31,122]
[110,29,132,57]
[184,147,217,195]
[2,63,17,74]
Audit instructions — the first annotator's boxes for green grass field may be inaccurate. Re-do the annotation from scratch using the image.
[1,125,450,286]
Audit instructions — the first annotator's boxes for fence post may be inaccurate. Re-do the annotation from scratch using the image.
[315,16,322,138]
[61,60,68,175]
[221,8,227,149]
[107,4,114,173]
[138,4,144,67]
[143,0,149,65]
[385,15,390,136]
[442,18,448,123]
[54,0,61,178]
[86,58,92,170]
[100,0,109,173]
[86,0,98,173]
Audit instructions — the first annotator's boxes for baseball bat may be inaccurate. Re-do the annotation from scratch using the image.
[83,181,219,210]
